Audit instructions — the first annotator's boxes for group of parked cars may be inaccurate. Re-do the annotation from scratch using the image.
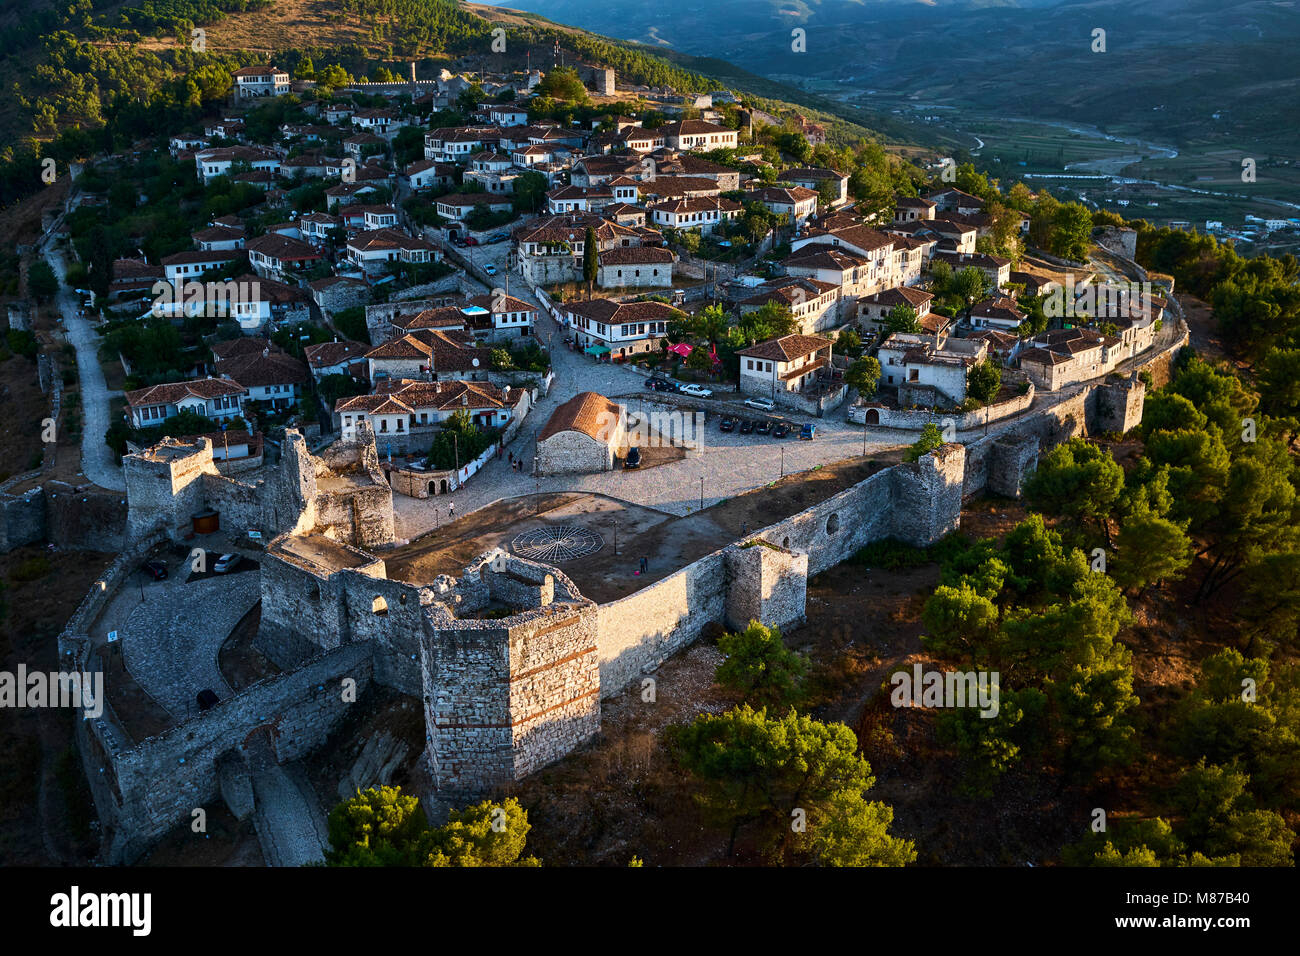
[719,416,816,441]
[644,376,712,398]
[643,377,815,439]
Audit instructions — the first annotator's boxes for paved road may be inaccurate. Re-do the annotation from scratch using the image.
[41,240,126,491]
[103,558,260,721]
[253,765,328,867]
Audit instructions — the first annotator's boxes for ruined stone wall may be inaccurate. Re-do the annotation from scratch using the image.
[42,483,127,551]
[724,542,808,633]
[202,473,266,536]
[88,644,373,863]
[506,606,600,780]
[888,444,966,547]
[0,487,46,552]
[123,439,217,541]
[759,467,894,575]
[595,550,729,698]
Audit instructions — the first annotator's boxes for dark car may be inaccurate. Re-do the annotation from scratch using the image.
[142,559,168,580]
[451,236,468,247]
[624,446,642,469]
[739,419,755,434]
[772,422,791,439]
[755,419,773,435]
[485,232,510,243]
[644,378,660,390]
[652,378,679,392]
[719,417,736,432]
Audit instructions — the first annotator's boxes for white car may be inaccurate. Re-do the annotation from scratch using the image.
[679,383,713,398]
[213,553,241,574]
[743,397,775,411]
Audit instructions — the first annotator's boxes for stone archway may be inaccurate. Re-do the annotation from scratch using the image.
[864,408,880,425]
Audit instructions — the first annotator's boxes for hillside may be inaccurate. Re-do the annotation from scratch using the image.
[484,0,1300,155]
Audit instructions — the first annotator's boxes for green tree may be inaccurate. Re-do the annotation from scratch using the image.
[715,620,807,707]
[582,225,598,298]
[905,422,945,462]
[420,797,540,867]
[966,358,1001,405]
[535,67,589,103]
[325,785,428,866]
[669,705,913,864]
[845,356,882,397]
[951,266,990,310]
[1112,512,1193,590]
[1050,202,1094,261]
[936,687,1047,796]
[882,303,920,334]
[807,789,917,867]
[27,260,58,301]
[1023,438,1125,545]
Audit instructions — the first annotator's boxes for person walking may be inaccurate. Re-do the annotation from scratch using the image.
[639,556,648,574]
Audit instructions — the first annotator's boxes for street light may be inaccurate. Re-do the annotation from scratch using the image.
[699,475,704,512]
[534,454,540,513]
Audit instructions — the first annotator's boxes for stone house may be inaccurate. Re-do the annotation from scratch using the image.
[738,334,835,401]
[536,392,626,474]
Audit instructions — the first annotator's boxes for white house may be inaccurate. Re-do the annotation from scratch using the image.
[877,332,987,405]
[435,193,514,221]
[737,334,835,400]
[346,229,440,275]
[738,277,842,335]
[751,185,820,225]
[647,196,742,234]
[465,293,538,340]
[232,65,290,99]
[125,378,245,429]
[561,299,678,359]
[194,146,280,184]
[161,250,244,284]
[659,119,739,151]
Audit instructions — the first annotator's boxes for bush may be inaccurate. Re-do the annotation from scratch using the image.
[11,556,52,583]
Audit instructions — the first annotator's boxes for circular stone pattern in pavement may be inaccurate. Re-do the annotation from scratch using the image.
[511,525,604,563]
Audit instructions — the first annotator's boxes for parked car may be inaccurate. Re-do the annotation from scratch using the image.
[451,236,468,247]
[483,263,497,276]
[719,417,736,432]
[755,419,773,435]
[643,378,661,391]
[651,378,680,393]
[772,422,791,439]
[800,423,817,441]
[464,235,479,246]
[679,383,713,398]
[213,553,241,574]
[141,559,168,580]
[624,446,642,469]
[739,419,755,434]
[485,232,510,243]
[744,397,775,412]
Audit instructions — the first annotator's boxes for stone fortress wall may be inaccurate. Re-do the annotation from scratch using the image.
[75,336,1155,862]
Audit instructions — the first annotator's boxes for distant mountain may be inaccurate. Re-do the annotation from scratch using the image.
[479,0,1300,150]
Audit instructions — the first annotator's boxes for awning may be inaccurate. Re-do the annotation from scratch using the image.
[666,342,693,358]
[584,345,611,355]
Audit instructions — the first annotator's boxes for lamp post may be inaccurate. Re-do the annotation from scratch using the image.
[699,475,704,512]
[534,454,540,513]
[780,444,784,478]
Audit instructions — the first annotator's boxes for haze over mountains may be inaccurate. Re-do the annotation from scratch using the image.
[482,0,1300,151]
